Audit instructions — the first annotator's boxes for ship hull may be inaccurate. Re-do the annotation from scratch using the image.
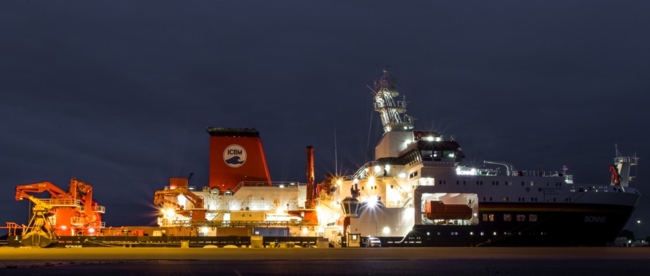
[6,202,633,248]
[379,202,635,247]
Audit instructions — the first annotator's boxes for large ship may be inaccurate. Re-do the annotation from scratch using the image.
[5,70,641,248]
[315,69,642,246]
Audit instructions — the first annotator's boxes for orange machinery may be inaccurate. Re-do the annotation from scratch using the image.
[154,177,207,221]
[15,178,104,236]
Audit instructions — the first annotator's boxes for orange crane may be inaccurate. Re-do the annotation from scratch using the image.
[15,181,76,237]
[15,178,104,237]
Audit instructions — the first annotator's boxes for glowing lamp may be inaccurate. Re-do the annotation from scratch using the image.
[382,226,390,234]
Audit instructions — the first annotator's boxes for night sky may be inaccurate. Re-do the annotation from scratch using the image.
[1,1,649,238]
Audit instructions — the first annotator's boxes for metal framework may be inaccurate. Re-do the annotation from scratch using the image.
[372,68,414,133]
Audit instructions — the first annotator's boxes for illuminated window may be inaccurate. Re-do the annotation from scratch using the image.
[530,214,537,222]
[482,214,488,221]
[516,215,526,222]
[504,214,512,221]
[489,214,494,222]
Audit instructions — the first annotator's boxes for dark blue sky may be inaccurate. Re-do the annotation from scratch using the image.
[1,1,649,237]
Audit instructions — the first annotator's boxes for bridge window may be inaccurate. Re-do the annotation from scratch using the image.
[529,214,538,222]
[489,214,494,221]
[516,215,526,222]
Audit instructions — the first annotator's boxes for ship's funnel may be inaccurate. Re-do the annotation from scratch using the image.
[306,146,315,208]
[206,127,272,193]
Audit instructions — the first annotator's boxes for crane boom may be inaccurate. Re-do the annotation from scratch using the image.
[15,182,70,201]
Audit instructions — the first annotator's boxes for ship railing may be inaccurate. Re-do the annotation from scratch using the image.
[489,170,573,178]
[80,205,106,213]
[164,186,197,191]
[163,220,317,228]
[385,201,402,208]
[87,221,106,229]
[2,222,23,236]
[93,205,106,213]
[41,198,81,207]
[373,100,407,110]
[71,216,85,226]
[423,161,456,167]
[615,156,634,163]
[565,175,574,184]
[232,181,305,193]
[349,161,382,180]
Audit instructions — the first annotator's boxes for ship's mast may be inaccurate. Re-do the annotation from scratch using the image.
[372,68,414,133]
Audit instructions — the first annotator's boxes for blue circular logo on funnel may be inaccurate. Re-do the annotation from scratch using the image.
[223,144,247,168]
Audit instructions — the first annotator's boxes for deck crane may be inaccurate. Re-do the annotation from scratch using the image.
[154,187,206,221]
[15,181,77,236]
[16,196,58,248]
[15,179,105,237]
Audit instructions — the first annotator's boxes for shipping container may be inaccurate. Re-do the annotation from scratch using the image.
[216,227,252,237]
[253,227,289,237]
[230,211,266,222]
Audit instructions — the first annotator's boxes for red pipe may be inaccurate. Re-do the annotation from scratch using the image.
[306,146,315,208]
